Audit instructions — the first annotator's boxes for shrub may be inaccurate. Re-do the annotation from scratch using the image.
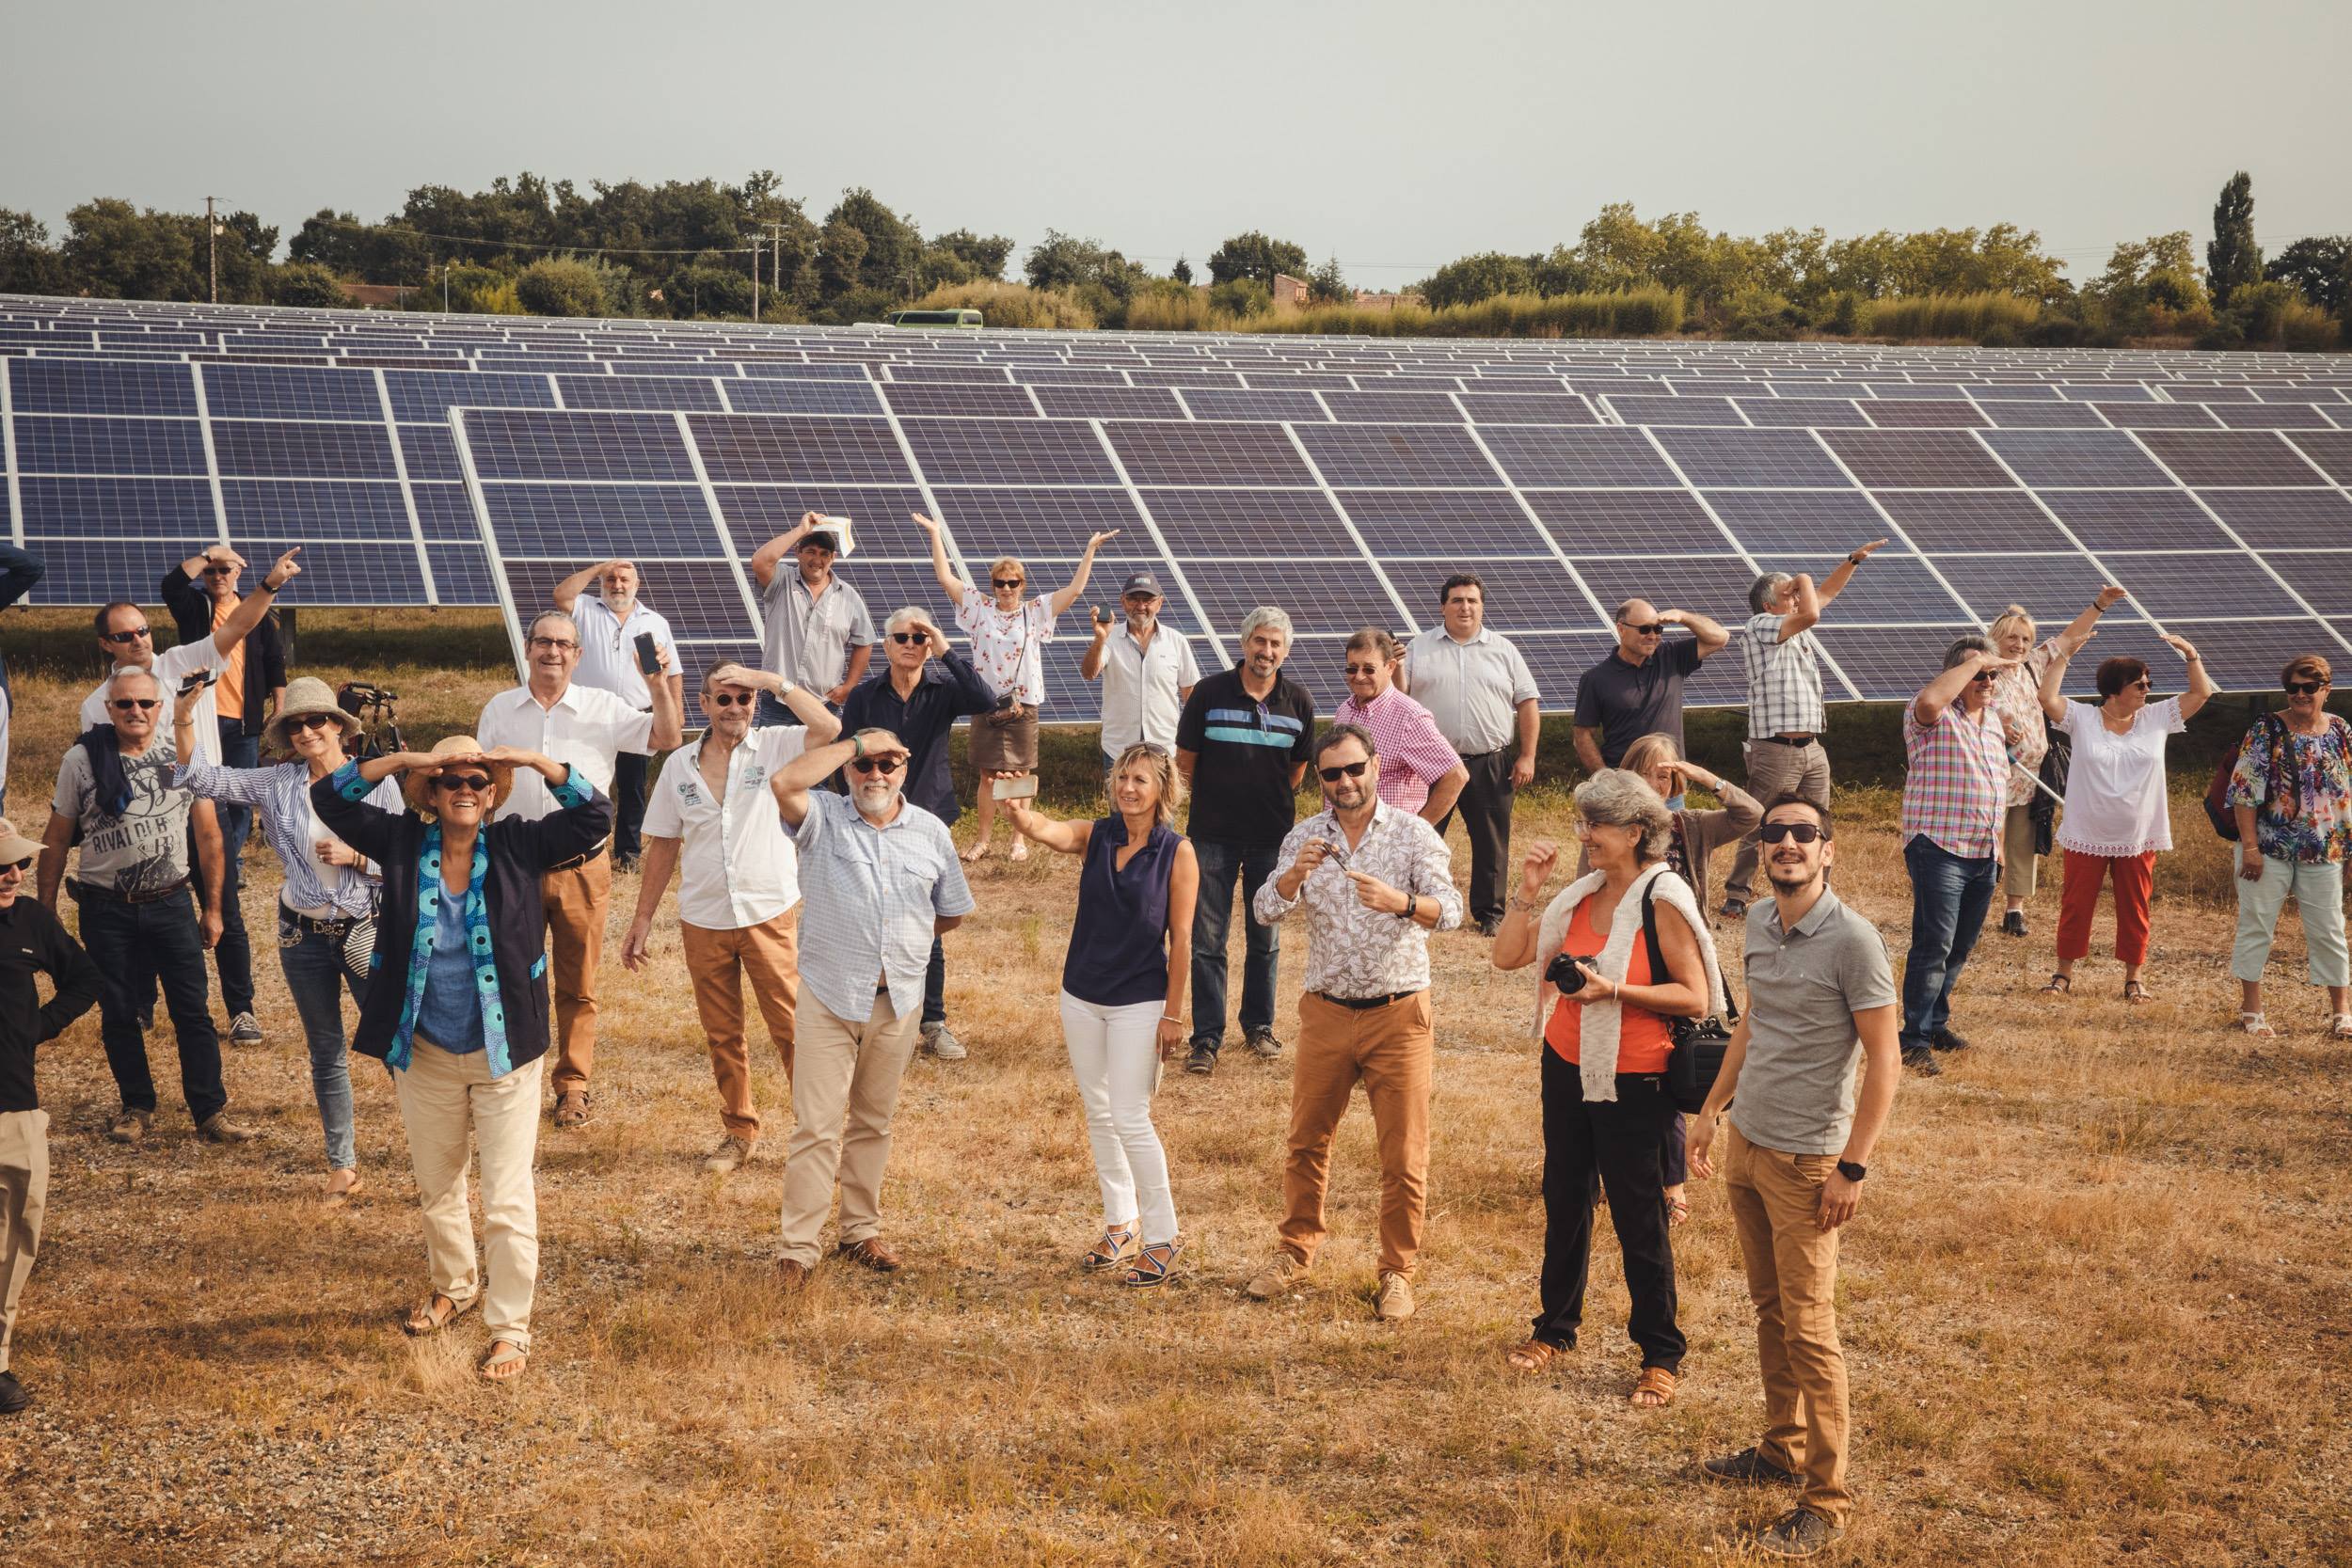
[2280,299,2343,353]
[1228,288,1683,340]
[663,263,755,319]
[269,261,348,309]
[1121,286,1212,332]
[2226,280,2300,344]
[906,280,1097,330]
[515,258,612,318]
[1868,291,2041,341]
[1723,287,1803,341]
[1208,278,1272,317]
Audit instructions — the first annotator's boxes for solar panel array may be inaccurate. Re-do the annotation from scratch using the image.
[8,293,2352,708]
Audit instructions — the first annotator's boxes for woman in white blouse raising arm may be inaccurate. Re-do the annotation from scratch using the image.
[2036,626,2214,1003]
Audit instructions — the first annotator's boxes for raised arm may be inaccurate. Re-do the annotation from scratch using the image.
[996,784,1092,855]
[911,513,971,607]
[551,561,621,616]
[210,547,303,658]
[1809,538,1887,612]
[1913,649,2015,727]
[1046,529,1121,617]
[749,512,819,591]
[2037,640,2080,723]
[1777,573,1822,641]
[2053,586,2127,651]
[1494,840,1559,971]
[2165,633,2216,721]
[770,729,898,829]
[646,644,686,750]
[710,663,843,742]
[168,701,271,802]
[0,544,44,611]
[1663,606,1730,658]
[1079,608,1113,680]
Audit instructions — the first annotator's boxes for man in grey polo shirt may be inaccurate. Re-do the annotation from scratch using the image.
[1401,572,1538,935]
[1687,794,1899,1561]
[749,513,876,725]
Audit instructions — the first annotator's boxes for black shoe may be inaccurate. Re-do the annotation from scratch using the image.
[2000,910,2027,938]
[1184,1044,1216,1076]
[0,1370,25,1414]
[612,854,641,874]
[1900,1045,1942,1075]
[1475,914,1502,938]
[1930,1026,1970,1053]
[1700,1446,1799,1486]
[1755,1508,1842,1560]
[1718,897,1749,922]
[1245,1026,1283,1061]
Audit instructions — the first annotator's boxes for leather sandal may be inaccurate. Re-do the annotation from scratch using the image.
[1503,1338,1558,1373]
[2123,979,2153,1004]
[402,1291,478,1338]
[2040,973,2072,996]
[1629,1366,1678,1408]
[1082,1224,1140,1274]
[2237,1011,2277,1038]
[1121,1238,1184,1288]
[477,1339,528,1383]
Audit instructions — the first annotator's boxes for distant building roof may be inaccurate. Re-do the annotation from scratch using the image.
[336,282,412,309]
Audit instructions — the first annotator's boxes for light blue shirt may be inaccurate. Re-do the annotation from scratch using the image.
[792,790,974,1024]
[416,892,486,1054]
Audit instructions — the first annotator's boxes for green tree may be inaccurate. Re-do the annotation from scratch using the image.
[0,211,69,295]
[1171,255,1192,286]
[270,261,349,309]
[924,229,1013,286]
[824,188,924,297]
[662,262,755,318]
[1206,230,1309,288]
[1418,251,1534,309]
[63,198,202,300]
[817,217,868,297]
[1306,254,1350,305]
[2207,170,2263,308]
[1207,277,1272,316]
[514,257,610,317]
[2264,236,2351,312]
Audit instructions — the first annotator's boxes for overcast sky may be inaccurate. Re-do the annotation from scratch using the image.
[6,0,2347,287]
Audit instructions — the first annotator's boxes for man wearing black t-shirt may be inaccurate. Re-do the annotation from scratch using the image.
[1174,607,1315,1076]
[1572,598,1730,779]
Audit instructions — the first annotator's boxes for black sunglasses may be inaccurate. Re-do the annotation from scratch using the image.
[1969,670,1998,685]
[889,631,928,644]
[850,755,904,775]
[100,626,152,643]
[1318,759,1370,782]
[1759,821,1827,845]
[110,697,160,711]
[201,565,238,577]
[2286,679,2329,696]
[288,712,339,732]
[433,773,492,792]
[1,856,32,874]
[1618,621,1665,636]
[706,691,753,707]
[992,578,1025,590]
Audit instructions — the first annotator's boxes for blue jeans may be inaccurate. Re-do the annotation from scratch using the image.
[924,933,946,1026]
[279,912,367,1170]
[75,885,226,1121]
[202,719,259,1016]
[1900,836,1999,1049]
[1188,836,1281,1053]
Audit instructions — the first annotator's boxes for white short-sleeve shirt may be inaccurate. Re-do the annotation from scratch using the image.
[571,595,678,711]
[80,639,223,768]
[478,682,654,823]
[2056,696,2187,856]
[641,726,809,930]
[955,595,1056,705]
[1092,625,1200,754]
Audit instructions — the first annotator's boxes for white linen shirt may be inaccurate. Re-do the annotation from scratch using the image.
[641,727,810,930]
[1092,625,1200,754]
[2055,696,2186,856]
[478,682,653,823]
[80,639,223,768]
[956,594,1057,705]
[1402,626,1538,755]
[570,595,678,711]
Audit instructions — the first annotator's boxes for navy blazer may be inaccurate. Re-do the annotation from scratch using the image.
[311,766,611,1069]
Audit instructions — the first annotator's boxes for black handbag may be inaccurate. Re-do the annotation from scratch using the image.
[1640,881,1739,1117]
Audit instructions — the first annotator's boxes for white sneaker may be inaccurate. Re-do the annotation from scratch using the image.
[920,1022,966,1061]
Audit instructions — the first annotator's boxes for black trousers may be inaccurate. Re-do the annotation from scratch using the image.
[1436,748,1515,925]
[611,747,651,862]
[1534,1049,1685,1370]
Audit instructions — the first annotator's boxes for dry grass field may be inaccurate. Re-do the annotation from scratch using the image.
[0,626,2346,1568]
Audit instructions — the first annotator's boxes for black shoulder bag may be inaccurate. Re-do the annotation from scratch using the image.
[1641,880,1740,1117]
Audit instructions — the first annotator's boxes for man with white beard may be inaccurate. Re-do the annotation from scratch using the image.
[1081,572,1200,773]
[767,728,975,1290]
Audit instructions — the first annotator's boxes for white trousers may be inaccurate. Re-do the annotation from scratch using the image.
[2232,854,2351,987]
[394,1041,544,1350]
[1059,990,1178,1245]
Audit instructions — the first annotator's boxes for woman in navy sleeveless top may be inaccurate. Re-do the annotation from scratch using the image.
[999,744,1199,1286]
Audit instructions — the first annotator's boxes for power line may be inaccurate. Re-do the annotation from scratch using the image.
[296,213,755,258]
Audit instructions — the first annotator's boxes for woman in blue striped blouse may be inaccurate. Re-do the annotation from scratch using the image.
[175,676,402,1202]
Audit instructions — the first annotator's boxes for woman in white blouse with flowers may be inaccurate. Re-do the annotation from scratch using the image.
[2037,626,2214,1001]
[913,512,1119,862]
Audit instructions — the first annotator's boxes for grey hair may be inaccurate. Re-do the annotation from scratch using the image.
[1943,633,1994,672]
[106,666,160,698]
[526,610,578,641]
[1572,768,1674,863]
[1747,573,1794,614]
[1239,605,1294,643]
[884,605,929,635]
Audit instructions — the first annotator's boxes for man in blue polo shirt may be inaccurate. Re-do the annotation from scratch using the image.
[1174,606,1315,1077]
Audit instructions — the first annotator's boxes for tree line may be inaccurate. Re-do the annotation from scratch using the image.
[0,168,2344,348]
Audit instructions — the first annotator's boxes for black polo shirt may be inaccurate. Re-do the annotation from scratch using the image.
[1175,665,1315,845]
[0,897,102,1113]
[1573,639,1705,765]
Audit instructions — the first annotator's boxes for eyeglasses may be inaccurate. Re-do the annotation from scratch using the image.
[1317,759,1369,782]
[2130,676,2153,690]
[433,773,492,792]
[287,712,339,732]
[109,698,160,712]
[889,631,928,645]
[850,755,904,775]
[1618,621,1665,636]
[99,626,152,644]
[706,691,752,707]
[2286,679,2329,696]
[1969,670,1998,685]
[1343,664,1384,676]
[201,565,237,578]
[528,637,579,653]
[1759,821,1827,845]
[0,856,31,874]
[991,578,1025,590]
[1122,594,1157,605]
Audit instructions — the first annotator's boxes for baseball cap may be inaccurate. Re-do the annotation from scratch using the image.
[1120,573,1164,598]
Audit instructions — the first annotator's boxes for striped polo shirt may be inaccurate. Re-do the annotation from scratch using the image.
[1174,664,1316,844]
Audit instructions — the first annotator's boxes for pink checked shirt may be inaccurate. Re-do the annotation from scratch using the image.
[1899,701,2010,859]
[1334,687,1463,814]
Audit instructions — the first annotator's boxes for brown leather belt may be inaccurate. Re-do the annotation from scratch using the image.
[70,878,190,907]
[544,838,611,875]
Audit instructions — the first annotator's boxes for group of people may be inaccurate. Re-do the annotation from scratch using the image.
[2,516,2344,1563]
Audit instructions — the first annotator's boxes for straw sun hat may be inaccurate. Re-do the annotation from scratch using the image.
[400,735,515,817]
[263,675,361,752]
[0,817,43,866]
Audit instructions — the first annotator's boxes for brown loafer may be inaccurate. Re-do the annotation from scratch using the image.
[551,1091,591,1129]
[834,1237,901,1274]
[775,1259,811,1292]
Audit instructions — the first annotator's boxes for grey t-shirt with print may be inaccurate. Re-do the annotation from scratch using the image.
[54,738,194,895]
[1729,888,1898,1156]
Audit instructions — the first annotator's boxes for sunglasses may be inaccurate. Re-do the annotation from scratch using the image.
[100,626,152,643]
[992,578,1025,590]
[1318,759,1369,782]
[1618,621,1665,636]
[2130,676,2153,689]
[1343,664,1385,676]
[1969,670,1998,685]
[889,631,928,645]
[201,565,237,578]
[2286,679,2329,696]
[850,756,904,775]
[706,691,753,707]
[288,712,339,732]
[1759,821,1827,845]
[433,773,492,792]
[0,857,33,874]
[110,697,160,711]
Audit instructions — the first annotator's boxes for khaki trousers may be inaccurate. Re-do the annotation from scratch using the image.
[778,991,921,1268]
[681,911,801,1138]
[395,1041,544,1351]
[0,1110,49,1374]
[544,850,612,1094]
[1278,989,1433,1278]
[1725,739,1834,900]
[1724,1120,1851,1527]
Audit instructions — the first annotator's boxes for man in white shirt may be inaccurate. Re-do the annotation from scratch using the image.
[621,663,839,1173]
[1401,573,1540,936]
[479,610,684,1128]
[80,547,303,1046]
[1080,572,1200,772]
[748,513,875,725]
[552,560,683,873]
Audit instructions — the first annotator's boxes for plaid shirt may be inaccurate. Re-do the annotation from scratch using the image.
[1333,688,1462,814]
[1740,612,1828,738]
[1899,701,2009,859]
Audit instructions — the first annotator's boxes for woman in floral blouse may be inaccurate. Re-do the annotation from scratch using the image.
[2226,653,2352,1039]
[1985,587,2127,937]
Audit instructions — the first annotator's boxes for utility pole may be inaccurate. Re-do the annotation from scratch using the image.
[750,234,761,323]
[205,196,218,304]
[766,222,787,310]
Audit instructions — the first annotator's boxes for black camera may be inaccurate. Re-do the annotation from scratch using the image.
[1545,951,1589,994]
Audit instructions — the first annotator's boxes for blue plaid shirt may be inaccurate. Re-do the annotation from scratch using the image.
[793,790,975,1024]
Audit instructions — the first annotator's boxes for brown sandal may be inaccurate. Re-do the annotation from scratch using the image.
[2123,979,2153,1004]
[1504,1338,1558,1373]
[401,1291,478,1338]
[477,1339,528,1382]
[1629,1366,1678,1407]
[2040,973,2071,996]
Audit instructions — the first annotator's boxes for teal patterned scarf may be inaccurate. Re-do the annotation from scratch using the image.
[389,825,513,1077]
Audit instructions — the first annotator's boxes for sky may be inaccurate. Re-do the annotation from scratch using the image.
[6,0,2348,288]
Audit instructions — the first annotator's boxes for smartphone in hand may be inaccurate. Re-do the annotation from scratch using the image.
[633,632,661,675]
[990,774,1040,800]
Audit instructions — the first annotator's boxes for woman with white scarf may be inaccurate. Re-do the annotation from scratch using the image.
[1492,769,1724,1408]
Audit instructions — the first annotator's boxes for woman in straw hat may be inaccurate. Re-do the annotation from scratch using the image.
[310,734,610,1384]
[174,677,403,1204]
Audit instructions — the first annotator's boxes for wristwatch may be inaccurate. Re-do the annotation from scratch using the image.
[1845,552,1866,567]
[1396,895,1419,923]
[1836,1160,1867,1182]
